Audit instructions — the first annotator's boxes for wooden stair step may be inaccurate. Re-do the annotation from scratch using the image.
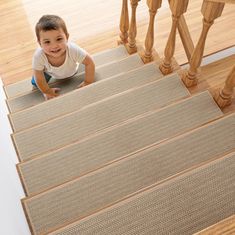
[9,63,163,132]
[23,151,235,235]
[6,53,143,113]
[194,215,235,235]
[12,74,191,161]
[19,111,235,201]
[3,45,129,99]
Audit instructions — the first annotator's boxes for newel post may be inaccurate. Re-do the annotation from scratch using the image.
[159,0,189,75]
[182,0,225,87]
[118,0,129,44]
[142,0,162,63]
[214,65,235,108]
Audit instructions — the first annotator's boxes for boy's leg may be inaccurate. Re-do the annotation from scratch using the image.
[31,72,51,89]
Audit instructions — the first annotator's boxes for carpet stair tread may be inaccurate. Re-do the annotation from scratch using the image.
[12,73,192,161]
[9,63,163,132]
[23,150,235,235]
[6,53,143,113]
[19,111,235,200]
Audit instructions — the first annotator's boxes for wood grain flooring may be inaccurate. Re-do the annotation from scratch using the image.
[0,0,235,85]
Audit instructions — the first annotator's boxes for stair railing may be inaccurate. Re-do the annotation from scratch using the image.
[177,14,194,63]
[118,0,129,44]
[118,0,233,109]
[214,65,235,108]
[182,0,225,87]
[126,0,140,54]
[159,0,190,75]
[119,0,192,66]
[142,0,162,63]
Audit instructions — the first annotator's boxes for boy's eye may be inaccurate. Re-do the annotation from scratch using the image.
[57,38,63,41]
[44,41,50,44]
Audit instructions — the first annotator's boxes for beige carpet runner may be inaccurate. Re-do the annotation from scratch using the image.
[14,91,221,161]
[9,63,163,132]
[19,112,235,200]
[13,75,196,161]
[4,45,129,98]
[23,151,235,235]
[6,53,143,113]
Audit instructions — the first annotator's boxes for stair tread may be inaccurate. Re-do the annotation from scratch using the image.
[6,53,143,113]
[13,73,192,161]
[23,151,235,235]
[9,63,163,132]
[17,92,223,196]
[19,111,235,199]
[4,45,129,99]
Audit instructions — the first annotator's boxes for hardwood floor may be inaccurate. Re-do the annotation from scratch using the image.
[0,0,235,93]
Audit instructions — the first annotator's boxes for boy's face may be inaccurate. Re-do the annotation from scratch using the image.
[38,28,69,59]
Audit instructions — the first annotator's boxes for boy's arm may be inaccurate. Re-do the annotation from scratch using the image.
[34,70,60,100]
[78,55,95,88]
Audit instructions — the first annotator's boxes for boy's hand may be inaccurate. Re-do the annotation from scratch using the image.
[78,55,95,89]
[43,88,61,100]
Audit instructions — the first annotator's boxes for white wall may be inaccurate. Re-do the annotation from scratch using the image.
[0,79,31,235]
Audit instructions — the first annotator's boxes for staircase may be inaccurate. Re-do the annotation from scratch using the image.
[4,45,235,235]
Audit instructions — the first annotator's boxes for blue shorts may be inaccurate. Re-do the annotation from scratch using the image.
[31,72,51,87]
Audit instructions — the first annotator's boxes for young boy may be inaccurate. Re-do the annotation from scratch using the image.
[31,15,95,100]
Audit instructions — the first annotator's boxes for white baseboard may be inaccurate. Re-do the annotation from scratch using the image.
[181,45,235,69]
[0,78,30,235]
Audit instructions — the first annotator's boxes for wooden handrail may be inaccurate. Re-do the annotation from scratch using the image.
[182,0,225,87]
[160,0,189,75]
[118,0,129,44]
[214,65,235,108]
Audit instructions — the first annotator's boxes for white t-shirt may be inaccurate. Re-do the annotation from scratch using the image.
[32,42,87,79]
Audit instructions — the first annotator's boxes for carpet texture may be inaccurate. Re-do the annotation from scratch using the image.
[18,112,235,198]
[9,63,163,132]
[13,75,198,161]
[24,152,235,235]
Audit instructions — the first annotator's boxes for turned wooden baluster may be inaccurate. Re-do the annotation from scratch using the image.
[182,0,225,87]
[118,0,129,44]
[126,0,139,54]
[214,65,235,108]
[142,0,162,63]
[159,0,189,75]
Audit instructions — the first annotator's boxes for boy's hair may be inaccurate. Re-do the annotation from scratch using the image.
[35,15,69,41]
